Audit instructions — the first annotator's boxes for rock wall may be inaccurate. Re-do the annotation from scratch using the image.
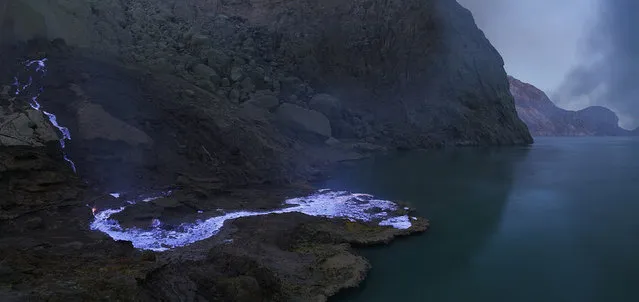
[510,76,638,136]
[2,0,532,149]
[0,1,531,300]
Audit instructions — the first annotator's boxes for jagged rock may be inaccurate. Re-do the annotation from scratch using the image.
[218,276,263,302]
[221,78,231,87]
[275,103,332,139]
[319,250,370,296]
[0,109,59,147]
[309,94,342,118]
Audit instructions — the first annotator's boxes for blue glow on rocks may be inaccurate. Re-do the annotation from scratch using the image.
[8,58,417,252]
[90,190,413,251]
[12,58,76,172]
[379,216,412,229]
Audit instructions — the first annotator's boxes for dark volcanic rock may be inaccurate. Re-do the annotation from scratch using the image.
[509,76,638,136]
[3,0,532,148]
[138,213,428,302]
[0,0,537,299]
[309,93,343,118]
[0,40,428,302]
[0,146,83,220]
[275,103,333,140]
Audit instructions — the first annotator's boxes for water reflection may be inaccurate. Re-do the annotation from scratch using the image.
[324,146,531,301]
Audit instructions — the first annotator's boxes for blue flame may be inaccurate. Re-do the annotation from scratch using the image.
[91,189,414,251]
[7,57,416,252]
[12,58,76,172]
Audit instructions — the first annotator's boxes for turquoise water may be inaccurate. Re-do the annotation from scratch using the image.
[326,137,639,302]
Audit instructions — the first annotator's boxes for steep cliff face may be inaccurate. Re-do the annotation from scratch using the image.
[509,76,636,136]
[0,1,530,300]
[2,0,532,148]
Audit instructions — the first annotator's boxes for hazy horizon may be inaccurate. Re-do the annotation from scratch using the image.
[458,0,638,129]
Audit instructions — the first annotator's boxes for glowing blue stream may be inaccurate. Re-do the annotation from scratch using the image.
[8,57,415,252]
[12,58,76,172]
[91,189,415,251]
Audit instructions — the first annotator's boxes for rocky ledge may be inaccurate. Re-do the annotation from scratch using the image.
[0,40,427,301]
[1,0,532,300]
[1,183,427,301]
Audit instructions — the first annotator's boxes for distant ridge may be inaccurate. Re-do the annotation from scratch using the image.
[508,76,638,136]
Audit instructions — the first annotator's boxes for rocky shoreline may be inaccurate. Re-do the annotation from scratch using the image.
[2,0,532,300]
[1,179,428,301]
[0,41,428,301]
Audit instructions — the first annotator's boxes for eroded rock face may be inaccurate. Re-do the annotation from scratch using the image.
[309,94,342,118]
[0,146,82,219]
[3,0,532,148]
[75,102,153,146]
[509,76,637,136]
[275,103,332,140]
[0,109,58,147]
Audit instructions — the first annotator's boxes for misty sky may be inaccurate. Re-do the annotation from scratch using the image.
[457,0,638,129]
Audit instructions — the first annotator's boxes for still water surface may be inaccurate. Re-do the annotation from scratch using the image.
[326,137,639,302]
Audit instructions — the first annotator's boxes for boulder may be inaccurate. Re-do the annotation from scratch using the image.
[246,91,279,110]
[206,49,231,71]
[275,103,331,139]
[309,94,342,118]
[240,77,254,92]
[190,34,210,48]
[230,66,244,82]
[193,64,221,84]
[0,109,59,147]
[229,89,241,103]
